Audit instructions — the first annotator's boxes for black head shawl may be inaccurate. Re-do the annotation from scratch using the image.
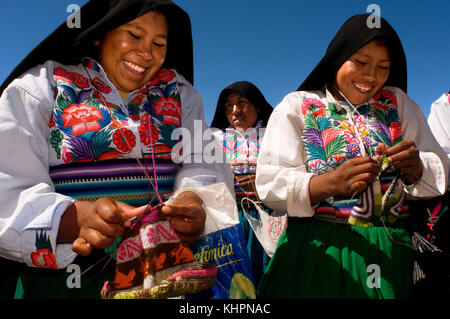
[211,81,273,129]
[0,0,193,94]
[298,14,407,93]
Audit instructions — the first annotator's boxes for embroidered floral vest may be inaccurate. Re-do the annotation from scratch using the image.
[216,125,264,175]
[49,59,181,163]
[301,88,409,226]
[48,59,182,206]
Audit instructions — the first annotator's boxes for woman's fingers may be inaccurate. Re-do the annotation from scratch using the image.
[72,237,93,256]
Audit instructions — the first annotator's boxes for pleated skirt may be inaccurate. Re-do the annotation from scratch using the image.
[257,219,412,299]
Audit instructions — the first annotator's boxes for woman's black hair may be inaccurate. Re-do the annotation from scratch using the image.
[211,81,273,129]
[1,0,193,94]
[298,14,407,93]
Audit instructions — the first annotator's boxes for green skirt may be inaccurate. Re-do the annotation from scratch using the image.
[257,219,412,299]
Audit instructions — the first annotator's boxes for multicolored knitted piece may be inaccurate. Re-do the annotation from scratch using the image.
[101,204,217,299]
[348,154,406,227]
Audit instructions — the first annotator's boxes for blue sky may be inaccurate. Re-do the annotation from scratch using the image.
[1,0,449,125]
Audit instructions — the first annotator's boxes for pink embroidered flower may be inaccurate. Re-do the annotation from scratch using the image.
[302,98,325,115]
[152,96,181,126]
[113,128,136,152]
[53,67,90,89]
[61,104,103,136]
[31,248,57,269]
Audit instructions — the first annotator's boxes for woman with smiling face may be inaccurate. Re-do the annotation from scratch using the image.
[211,81,274,286]
[0,0,233,298]
[255,14,448,298]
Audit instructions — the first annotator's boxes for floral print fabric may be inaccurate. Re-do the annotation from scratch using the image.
[301,88,403,175]
[49,58,182,164]
[214,122,264,175]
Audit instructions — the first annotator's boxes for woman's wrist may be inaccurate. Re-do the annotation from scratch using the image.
[309,172,338,205]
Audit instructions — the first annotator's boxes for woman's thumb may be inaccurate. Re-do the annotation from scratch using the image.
[116,201,148,220]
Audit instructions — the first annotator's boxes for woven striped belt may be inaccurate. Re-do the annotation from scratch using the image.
[50,159,178,206]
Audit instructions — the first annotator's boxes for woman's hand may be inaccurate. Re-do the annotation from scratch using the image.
[58,198,146,256]
[162,191,206,247]
[377,141,423,185]
[309,156,381,204]
[235,174,257,193]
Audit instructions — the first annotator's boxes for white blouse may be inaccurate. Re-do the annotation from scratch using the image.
[256,87,449,218]
[0,60,234,269]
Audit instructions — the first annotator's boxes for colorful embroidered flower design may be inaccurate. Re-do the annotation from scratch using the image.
[92,77,112,94]
[138,114,159,145]
[373,89,398,109]
[361,137,371,151]
[346,143,360,157]
[61,104,104,136]
[152,96,181,126]
[61,147,74,163]
[53,67,90,89]
[113,128,136,152]
[31,230,57,269]
[301,98,325,115]
[156,69,176,83]
[147,69,176,87]
[31,248,57,269]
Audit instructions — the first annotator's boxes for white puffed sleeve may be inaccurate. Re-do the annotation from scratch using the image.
[392,87,449,197]
[428,93,450,158]
[255,92,316,217]
[171,72,234,196]
[0,63,76,269]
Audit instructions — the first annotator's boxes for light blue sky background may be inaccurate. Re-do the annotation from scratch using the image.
[1,0,448,125]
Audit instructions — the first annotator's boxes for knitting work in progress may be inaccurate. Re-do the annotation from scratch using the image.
[101,204,217,299]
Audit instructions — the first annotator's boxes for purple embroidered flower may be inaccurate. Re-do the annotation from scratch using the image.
[361,137,371,149]
[346,143,360,157]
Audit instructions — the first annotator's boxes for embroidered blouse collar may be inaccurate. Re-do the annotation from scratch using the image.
[324,86,375,112]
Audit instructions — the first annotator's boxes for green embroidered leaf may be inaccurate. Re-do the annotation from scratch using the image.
[304,113,319,130]
[54,96,72,111]
[153,117,176,148]
[91,128,113,158]
[317,116,332,132]
[324,134,346,158]
[386,108,400,126]
[305,142,326,161]
[329,102,347,121]
[372,108,387,125]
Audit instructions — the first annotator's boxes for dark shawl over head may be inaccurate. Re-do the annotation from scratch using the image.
[298,14,407,93]
[0,0,193,94]
[211,81,273,129]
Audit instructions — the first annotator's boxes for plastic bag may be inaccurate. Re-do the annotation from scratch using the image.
[240,197,287,258]
[169,183,256,299]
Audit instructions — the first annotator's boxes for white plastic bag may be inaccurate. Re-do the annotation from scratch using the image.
[240,197,287,258]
